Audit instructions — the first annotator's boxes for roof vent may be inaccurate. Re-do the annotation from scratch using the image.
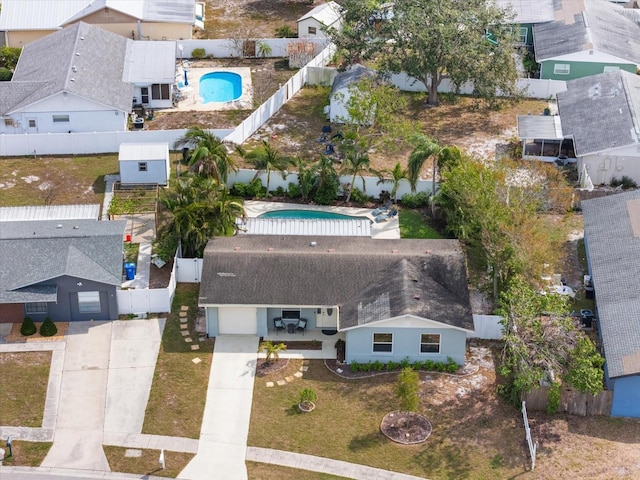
[75,52,80,56]
[413,295,420,300]
[56,224,62,229]
[327,248,335,252]
[72,66,77,72]
[267,247,274,251]
[391,249,398,253]
[70,78,75,82]
[425,250,432,254]
[80,36,85,40]
[233,246,240,251]
[73,226,79,229]
[310,241,317,247]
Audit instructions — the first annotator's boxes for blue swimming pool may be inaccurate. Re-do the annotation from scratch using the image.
[199,71,242,103]
[259,209,367,220]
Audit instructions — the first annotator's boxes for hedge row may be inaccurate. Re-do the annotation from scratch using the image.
[349,356,458,374]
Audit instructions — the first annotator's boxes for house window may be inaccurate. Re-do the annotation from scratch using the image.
[373,333,393,353]
[554,64,570,75]
[518,27,528,44]
[420,333,441,354]
[78,291,101,314]
[25,302,48,314]
[52,115,70,123]
[141,87,149,104]
[138,162,147,172]
[151,83,170,100]
[308,26,317,35]
[28,119,37,128]
[603,66,620,73]
[4,118,14,127]
[282,309,300,319]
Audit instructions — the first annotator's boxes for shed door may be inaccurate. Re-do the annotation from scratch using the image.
[218,307,257,335]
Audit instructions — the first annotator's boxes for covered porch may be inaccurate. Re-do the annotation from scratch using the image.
[517,114,575,164]
[260,328,346,359]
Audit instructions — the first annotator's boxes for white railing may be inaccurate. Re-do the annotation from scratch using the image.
[0,128,234,157]
[522,401,537,471]
[117,254,178,315]
[223,43,336,145]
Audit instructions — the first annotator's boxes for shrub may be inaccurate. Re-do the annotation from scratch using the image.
[610,176,638,190]
[424,359,435,371]
[275,25,297,38]
[230,182,247,197]
[0,67,12,81]
[299,388,317,403]
[191,48,206,59]
[21,317,37,336]
[412,360,424,370]
[349,186,370,204]
[246,178,265,198]
[400,356,411,369]
[386,360,399,371]
[395,367,420,412]
[40,317,58,337]
[274,186,286,197]
[288,182,301,198]
[446,357,459,373]
[372,360,384,371]
[350,360,361,372]
[400,191,429,208]
[547,381,561,415]
[314,175,340,205]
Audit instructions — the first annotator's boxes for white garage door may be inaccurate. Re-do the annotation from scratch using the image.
[218,307,257,335]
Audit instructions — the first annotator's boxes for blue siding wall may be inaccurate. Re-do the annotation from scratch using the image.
[206,307,219,336]
[257,308,268,337]
[611,375,640,418]
[345,327,467,365]
[267,307,318,330]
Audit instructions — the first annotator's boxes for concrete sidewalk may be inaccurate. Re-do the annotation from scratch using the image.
[178,336,259,480]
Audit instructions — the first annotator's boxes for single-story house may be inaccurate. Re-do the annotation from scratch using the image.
[496,0,555,46]
[119,143,171,186]
[582,189,640,418]
[199,235,474,365]
[329,64,377,124]
[297,1,343,39]
[533,0,640,80]
[0,22,176,134]
[557,69,640,185]
[0,0,203,48]
[0,219,127,323]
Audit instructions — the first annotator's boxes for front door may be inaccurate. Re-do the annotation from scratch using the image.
[26,117,38,133]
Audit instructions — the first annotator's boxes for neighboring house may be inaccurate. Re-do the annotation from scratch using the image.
[533,0,640,80]
[557,70,640,185]
[329,64,377,124]
[582,189,640,418]
[0,22,176,134]
[0,0,203,48]
[496,0,555,46]
[0,219,126,323]
[199,236,474,365]
[297,1,343,39]
[119,143,170,186]
[0,204,100,222]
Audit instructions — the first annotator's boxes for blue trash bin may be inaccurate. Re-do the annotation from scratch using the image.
[124,262,136,280]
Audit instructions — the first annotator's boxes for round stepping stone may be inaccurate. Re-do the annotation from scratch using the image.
[185,337,193,343]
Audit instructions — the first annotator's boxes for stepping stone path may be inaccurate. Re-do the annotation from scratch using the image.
[192,357,202,364]
[190,345,200,351]
[265,362,310,386]
[181,331,189,337]
[180,324,188,330]
[185,337,193,343]
[181,306,189,311]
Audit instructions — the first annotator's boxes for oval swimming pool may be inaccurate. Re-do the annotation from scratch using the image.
[259,209,367,220]
[199,71,242,103]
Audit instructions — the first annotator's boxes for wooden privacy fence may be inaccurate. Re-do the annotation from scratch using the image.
[524,387,613,416]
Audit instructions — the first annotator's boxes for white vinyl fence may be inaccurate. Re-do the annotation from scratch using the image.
[468,314,504,340]
[175,38,328,60]
[117,254,178,315]
[0,128,234,157]
[175,257,204,283]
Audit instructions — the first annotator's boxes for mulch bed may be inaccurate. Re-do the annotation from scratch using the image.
[324,359,477,379]
[5,322,68,343]
[255,358,289,377]
[281,340,322,350]
[380,411,432,445]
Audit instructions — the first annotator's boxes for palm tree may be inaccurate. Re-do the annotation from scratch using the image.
[174,127,237,184]
[211,186,245,236]
[290,157,318,200]
[244,140,289,196]
[407,134,442,194]
[377,162,408,202]
[340,147,373,203]
[258,341,287,363]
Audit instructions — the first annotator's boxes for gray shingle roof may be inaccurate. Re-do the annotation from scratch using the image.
[582,189,640,378]
[557,70,640,156]
[200,236,473,331]
[3,22,134,115]
[0,219,126,304]
[533,0,640,63]
[331,64,377,95]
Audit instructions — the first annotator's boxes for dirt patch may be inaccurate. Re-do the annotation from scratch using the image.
[256,358,289,377]
[148,256,174,289]
[380,411,432,444]
[281,340,322,350]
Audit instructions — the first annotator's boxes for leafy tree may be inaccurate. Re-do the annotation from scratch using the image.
[290,157,318,200]
[242,140,289,196]
[329,0,520,106]
[258,341,287,363]
[314,155,340,205]
[340,148,374,202]
[0,46,21,70]
[395,367,420,412]
[497,277,604,405]
[378,162,408,202]
[159,175,244,257]
[174,127,237,184]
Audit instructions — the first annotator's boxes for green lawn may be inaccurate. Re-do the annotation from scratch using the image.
[399,209,443,239]
[142,284,214,438]
[0,155,119,207]
[1,441,52,467]
[0,351,52,427]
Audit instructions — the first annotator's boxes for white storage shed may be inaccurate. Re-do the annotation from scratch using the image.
[119,143,170,185]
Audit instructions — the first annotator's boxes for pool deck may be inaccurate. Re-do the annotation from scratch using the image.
[243,201,400,239]
[171,66,253,112]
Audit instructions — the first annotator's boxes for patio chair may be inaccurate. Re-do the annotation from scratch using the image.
[371,201,392,216]
[296,318,307,336]
[274,318,285,335]
[373,208,398,224]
